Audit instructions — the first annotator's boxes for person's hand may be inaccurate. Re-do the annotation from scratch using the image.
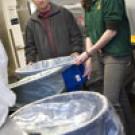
[75,52,89,65]
[83,59,92,80]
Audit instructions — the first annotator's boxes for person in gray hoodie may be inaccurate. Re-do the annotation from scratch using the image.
[25,0,83,64]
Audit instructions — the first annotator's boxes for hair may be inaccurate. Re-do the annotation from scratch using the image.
[81,0,92,11]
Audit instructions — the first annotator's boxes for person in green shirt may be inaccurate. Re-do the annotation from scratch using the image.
[76,0,134,134]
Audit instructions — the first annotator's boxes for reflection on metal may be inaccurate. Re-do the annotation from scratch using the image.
[10,29,20,67]
[0,0,26,77]
[125,0,135,35]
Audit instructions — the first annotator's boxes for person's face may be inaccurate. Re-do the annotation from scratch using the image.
[32,0,49,11]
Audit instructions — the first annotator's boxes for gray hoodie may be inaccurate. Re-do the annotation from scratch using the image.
[25,3,83,63]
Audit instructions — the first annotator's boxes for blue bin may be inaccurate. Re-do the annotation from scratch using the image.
[62,64,87,91]
[10,67,65,106]
[11,91,124,135]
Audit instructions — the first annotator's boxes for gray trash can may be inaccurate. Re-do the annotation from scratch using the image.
[11,91,124,135]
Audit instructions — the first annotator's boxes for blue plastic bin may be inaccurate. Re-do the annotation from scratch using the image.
[62,64,86,91]
[11,91,124,135]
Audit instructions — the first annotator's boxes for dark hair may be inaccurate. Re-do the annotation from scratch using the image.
[81,0,92,11]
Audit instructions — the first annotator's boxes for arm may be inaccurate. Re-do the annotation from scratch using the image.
[83,37,93,79]
[75,29,117,64]
[87,29,117,55]
[76,0,124,64]
[25,21,37,64]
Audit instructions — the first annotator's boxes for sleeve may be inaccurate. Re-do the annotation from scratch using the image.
[103,0,125,28]
[64,9,83,53]
[25,20,37,63]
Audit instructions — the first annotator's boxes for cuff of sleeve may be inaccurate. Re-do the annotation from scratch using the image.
[105,21,119,30]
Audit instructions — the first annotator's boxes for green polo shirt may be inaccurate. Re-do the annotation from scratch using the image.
[85,0,132,56]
